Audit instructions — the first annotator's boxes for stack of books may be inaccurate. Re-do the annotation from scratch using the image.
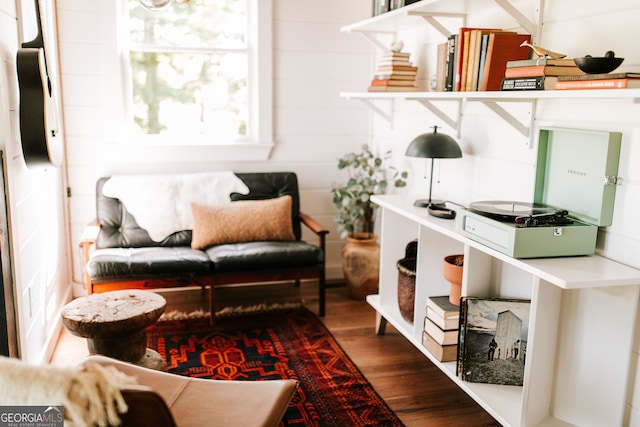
[554,72,640,90]
[435,29,531,92]
[368,50,418,92]
[422,296,460,362]
[500,57,583,91]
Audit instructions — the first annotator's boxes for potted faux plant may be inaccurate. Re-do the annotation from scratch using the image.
[331,145,408,299]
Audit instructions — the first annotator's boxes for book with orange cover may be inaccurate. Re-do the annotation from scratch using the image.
[370,79,416,87]
[367,85,418,92]
[462,30,482,91]
[377,65,418,72]
[373,74,416,81]
[556,72,640,81]
[554,78,640,90]
[504,65,585,78]
[479,33,531,91]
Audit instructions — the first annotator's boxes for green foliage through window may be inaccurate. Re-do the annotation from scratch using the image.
[128,0,248,141]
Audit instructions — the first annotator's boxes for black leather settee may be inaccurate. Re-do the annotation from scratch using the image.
[80,172,328,321]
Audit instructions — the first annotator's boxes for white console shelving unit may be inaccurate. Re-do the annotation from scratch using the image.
[370,195,640,427]
[343,1,640,425]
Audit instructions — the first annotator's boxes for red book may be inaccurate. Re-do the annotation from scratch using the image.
[504,65,585,78]
[479,33,531,91]
[554,78,640,90]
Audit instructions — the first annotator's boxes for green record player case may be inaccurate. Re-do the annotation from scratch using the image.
[534,127,621,226]
[457,127,622,258]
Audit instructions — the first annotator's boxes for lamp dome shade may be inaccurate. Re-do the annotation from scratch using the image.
[405,128,462,159]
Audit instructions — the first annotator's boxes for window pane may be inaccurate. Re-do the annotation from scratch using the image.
[130,51,248,140]
[127,0,250,142]
[129,0,246,49]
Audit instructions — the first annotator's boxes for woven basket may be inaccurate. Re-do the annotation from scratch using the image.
[396,240,418,324]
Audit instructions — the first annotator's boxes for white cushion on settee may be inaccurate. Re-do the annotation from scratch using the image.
[102,172,249,242]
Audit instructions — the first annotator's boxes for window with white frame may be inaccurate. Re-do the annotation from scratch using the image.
[125,0,271,146]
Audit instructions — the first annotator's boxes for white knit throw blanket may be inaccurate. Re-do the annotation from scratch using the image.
[0,356,137,427]
[101,171,250,241]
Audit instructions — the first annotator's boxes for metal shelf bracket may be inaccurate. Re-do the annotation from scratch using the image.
[413,98,462,137]
[473,98,538,146]
[493,0,538,36]
[355,31,395,52]
[408,12,466,38]
[358,98,395,126]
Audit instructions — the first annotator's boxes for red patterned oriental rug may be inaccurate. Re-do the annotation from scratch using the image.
[146,306,404,427]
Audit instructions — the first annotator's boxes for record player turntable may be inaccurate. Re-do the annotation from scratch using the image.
[457,127,622,258]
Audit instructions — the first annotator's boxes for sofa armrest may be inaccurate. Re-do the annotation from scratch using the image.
[299,212,329,248]
[80,222,100,246]
[80,221,100,293]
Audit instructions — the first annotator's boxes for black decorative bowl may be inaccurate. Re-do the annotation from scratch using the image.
[574,56,624,74]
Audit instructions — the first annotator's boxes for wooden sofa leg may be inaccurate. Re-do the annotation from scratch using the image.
[318,273,326,317]
[208,280,216,326]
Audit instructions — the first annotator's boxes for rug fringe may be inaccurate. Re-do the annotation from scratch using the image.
[158,301,304,321]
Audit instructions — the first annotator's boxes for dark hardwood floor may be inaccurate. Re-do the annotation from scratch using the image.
[52,281,501,426]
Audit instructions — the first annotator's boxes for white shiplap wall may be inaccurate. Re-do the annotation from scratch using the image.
[0,1,71,363]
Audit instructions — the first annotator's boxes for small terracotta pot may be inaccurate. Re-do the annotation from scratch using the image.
[443,254,464,306]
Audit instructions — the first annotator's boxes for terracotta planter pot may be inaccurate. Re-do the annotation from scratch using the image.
[342,233,380,300]
[443,254,464,306]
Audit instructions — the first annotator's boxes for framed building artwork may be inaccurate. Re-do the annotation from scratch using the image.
[457,297,531,386]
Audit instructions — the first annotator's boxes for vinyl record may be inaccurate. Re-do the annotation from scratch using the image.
[469,200,555,221]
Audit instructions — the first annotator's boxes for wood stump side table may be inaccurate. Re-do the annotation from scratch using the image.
[61,290,167,370]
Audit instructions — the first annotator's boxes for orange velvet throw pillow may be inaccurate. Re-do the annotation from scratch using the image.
[190,195,296,249]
